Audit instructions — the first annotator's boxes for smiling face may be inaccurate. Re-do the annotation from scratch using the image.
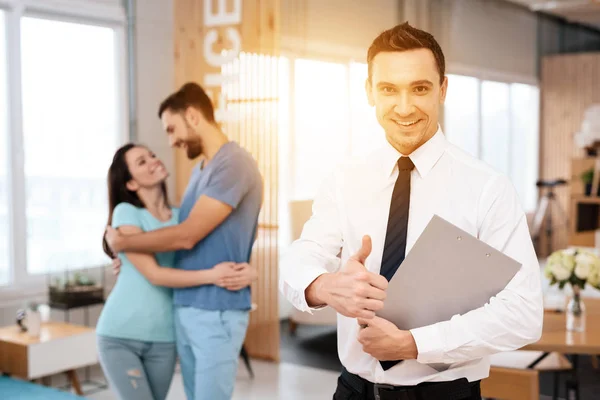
[124,146,169,191]
[366,48,447,155]
[161,108,204,160]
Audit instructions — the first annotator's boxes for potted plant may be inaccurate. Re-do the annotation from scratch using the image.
[581,167,599,196]
[544,248,600,331]
[48,269,105,309]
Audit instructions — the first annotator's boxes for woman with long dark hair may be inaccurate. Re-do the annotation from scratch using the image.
[96,143,244,400]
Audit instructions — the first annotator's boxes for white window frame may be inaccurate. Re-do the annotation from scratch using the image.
[447,62,539,87]
[444,62,540,212]
[444,62,540,150]
[0,0,128,300]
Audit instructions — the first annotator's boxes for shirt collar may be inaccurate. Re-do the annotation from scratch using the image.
[379,125,447,179]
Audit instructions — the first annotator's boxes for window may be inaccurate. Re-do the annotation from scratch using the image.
[444,74,540,212]
[510,84,539,212]
[481,81,511,176]
[276,58,384,246]
[0,11,8,285]
[288,59,384,200]
[292,59,349,200]
[444,75,479,158]
[20,17,121,275]
[349,62,386,157]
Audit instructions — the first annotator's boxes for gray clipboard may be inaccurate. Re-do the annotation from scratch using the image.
[377,214,522,330]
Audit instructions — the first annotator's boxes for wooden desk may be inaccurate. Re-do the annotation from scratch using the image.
[524,298,600,355]
[0,322,97,395]
[521,298,600,400]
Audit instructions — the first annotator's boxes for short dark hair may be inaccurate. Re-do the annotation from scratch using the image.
[367,22,445,84]
[158,82,215,123]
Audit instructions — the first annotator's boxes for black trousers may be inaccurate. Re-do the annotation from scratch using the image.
[333,370,482,400]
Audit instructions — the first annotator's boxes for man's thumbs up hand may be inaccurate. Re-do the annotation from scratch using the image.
[315,235,388,320]
[350,235,372,266]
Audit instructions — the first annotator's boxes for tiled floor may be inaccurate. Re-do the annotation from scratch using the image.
[86,360,339,400]
[65,356,598,400]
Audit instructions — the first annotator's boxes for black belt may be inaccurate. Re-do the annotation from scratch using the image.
[340,368,480,400]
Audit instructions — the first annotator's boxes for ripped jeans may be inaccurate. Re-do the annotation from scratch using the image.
[97,335,177,400]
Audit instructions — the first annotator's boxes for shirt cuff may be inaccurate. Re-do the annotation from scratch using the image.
[410,323,446,364]
[290,267,329,314]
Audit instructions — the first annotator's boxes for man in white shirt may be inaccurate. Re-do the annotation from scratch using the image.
[279,22,544,400]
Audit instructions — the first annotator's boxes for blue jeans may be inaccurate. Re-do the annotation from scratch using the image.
[174,306,250,400]
[97,335,177,400]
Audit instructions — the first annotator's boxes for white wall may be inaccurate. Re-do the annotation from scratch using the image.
[279,0,538,82]
[431,0,538,82]
[133,0,176,201]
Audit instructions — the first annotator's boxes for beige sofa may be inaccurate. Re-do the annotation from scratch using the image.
[287,200,338,334]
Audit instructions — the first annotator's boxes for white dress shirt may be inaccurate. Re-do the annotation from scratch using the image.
[279,127,544,386]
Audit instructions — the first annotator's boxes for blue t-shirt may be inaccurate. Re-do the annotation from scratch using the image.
[96,203,179,342]
[174,141,263,310]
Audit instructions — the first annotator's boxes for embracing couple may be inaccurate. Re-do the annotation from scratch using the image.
[98,82,263,400]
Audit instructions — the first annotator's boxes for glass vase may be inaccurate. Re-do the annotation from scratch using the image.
[566,285,586,332]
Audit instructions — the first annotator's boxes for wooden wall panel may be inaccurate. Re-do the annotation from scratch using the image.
[174,0,280,361]
[540,53,600,255]
[222,53,281,361]
[173,0,202,201]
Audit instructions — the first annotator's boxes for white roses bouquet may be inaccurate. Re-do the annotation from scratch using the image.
[544,248,600,290]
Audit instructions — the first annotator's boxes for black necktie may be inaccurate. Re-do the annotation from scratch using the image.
[379,156,414,371]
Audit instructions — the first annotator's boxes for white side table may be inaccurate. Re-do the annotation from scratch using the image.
[0,322,97,395]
